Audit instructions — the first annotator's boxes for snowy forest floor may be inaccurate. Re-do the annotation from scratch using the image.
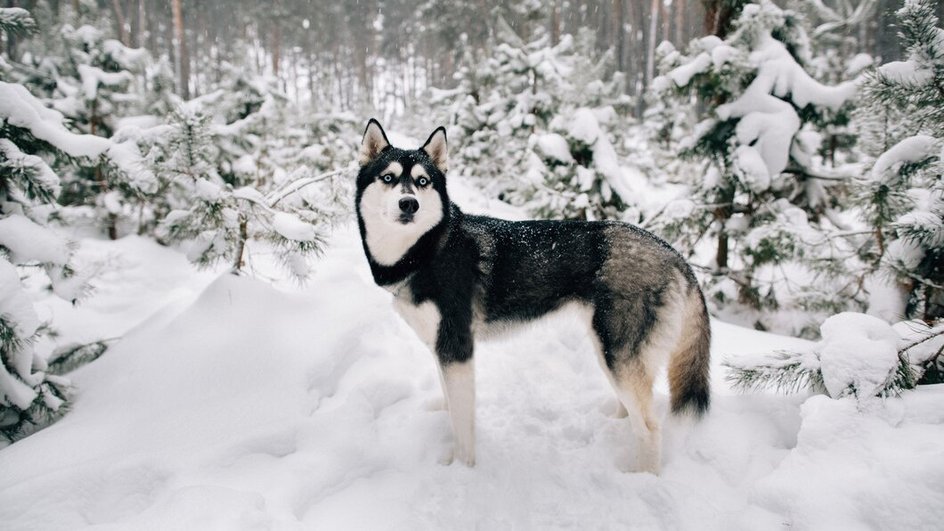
[1,173,943,531]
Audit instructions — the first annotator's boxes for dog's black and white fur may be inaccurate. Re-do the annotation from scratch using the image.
[355,119,711,474]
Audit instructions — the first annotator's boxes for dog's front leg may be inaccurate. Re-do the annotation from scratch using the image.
[439,358,475,466]
[437,321,476,467]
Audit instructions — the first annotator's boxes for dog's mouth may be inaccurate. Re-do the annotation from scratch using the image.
[397,213,415,224]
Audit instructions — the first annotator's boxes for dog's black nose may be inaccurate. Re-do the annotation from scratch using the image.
[399,197,419,214]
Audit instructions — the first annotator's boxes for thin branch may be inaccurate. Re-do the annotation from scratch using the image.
[899,326,944,356]
[267,164,355,207]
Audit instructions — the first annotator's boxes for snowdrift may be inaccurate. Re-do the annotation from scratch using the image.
[1,229,942,530]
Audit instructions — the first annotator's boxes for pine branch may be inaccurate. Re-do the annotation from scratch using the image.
[723,350,827,395]
[0,7,37,37]
[46,339,116,375]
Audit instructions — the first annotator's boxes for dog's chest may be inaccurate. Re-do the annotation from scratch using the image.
[391,288,441,349]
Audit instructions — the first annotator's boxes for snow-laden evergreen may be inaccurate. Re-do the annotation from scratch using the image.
[652,0,866,336]
[436,21,645,222]
[856,0,944,322]
[141,98,345,281]
[0,10,77,439]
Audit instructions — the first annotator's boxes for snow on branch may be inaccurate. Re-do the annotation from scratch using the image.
[869,134,940,181]
[725,313,944,400]
[0,7,37,36]
[0,82,110,159]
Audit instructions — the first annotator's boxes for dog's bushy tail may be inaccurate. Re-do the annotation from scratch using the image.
[668,289,711,417]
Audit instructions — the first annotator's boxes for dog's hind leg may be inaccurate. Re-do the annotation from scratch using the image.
[590,294,678,474]
[588,329,661,473]
[612,358,661,474]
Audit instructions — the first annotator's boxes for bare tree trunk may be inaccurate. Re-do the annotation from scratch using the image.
[129,0,139,47]
[355,35,368,106]
[171,0,190,99]
[111,0,130,45]
[233,217,248,273]
[661,0,670,42]
[675,0,686,46]
[614,0,625,71]
[291,47,299,103]
[702,0,743,38]
[5,0,18,60]
[307,47,316,106]
[137,0,146,49]
[551,0,561,46]
[147,0,157,51]
[334,46,343,108]
[645,0,660,88]
[272,22,281,78]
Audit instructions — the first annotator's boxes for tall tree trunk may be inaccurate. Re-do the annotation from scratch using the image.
[129,0,139,47]
[272,22,281,78]
[614,0,625,72]
[551,0,561,46]
[137,0,146,49]
[111,0,130,45]
[702,0,744,38]
[660,0,670,42]
[355,32,369,106]
[645,0,660,88]
[5,0,18,60]
[291,47,299,103]
[675,0,686,46]
[171,0,190,99]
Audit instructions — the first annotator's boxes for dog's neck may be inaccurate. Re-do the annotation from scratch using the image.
[359,202,458,286]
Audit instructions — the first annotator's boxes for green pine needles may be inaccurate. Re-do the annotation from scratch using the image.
[725,349,828,395]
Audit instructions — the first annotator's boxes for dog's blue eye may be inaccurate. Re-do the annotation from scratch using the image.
[382,174,394,183]
[417,177,429,186]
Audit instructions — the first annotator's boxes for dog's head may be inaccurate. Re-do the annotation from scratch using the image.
[355,119,449,265]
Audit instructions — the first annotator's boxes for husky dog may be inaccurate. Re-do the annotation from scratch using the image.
[355,119,711,474]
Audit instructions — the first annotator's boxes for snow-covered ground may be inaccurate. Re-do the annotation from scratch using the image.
[2,180,943,531]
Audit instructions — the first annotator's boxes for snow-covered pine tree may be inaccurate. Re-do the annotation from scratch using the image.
[435,15,542,200]
[791,0,875,168]
[49,23,150,239]
[438,20,640,222]
[0,8,85,440]
[856,0,944,323]
[518,29,641,222]
[652,0,865,335]
[154,103,327,282]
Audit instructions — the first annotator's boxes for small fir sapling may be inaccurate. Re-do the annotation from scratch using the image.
[37,22,151,239]
[154,105,327,281]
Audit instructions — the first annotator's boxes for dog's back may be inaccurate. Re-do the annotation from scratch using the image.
[461,214,711,412]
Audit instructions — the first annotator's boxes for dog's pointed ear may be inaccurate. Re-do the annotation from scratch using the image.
[421,126,448,173]
[359,119,390,166]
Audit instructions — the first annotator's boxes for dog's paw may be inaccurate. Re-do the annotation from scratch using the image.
[439,445,475,467]
[453,445,476,467]
[424,396,446,411]
[601,398,628,418]
[438,447,455,466]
